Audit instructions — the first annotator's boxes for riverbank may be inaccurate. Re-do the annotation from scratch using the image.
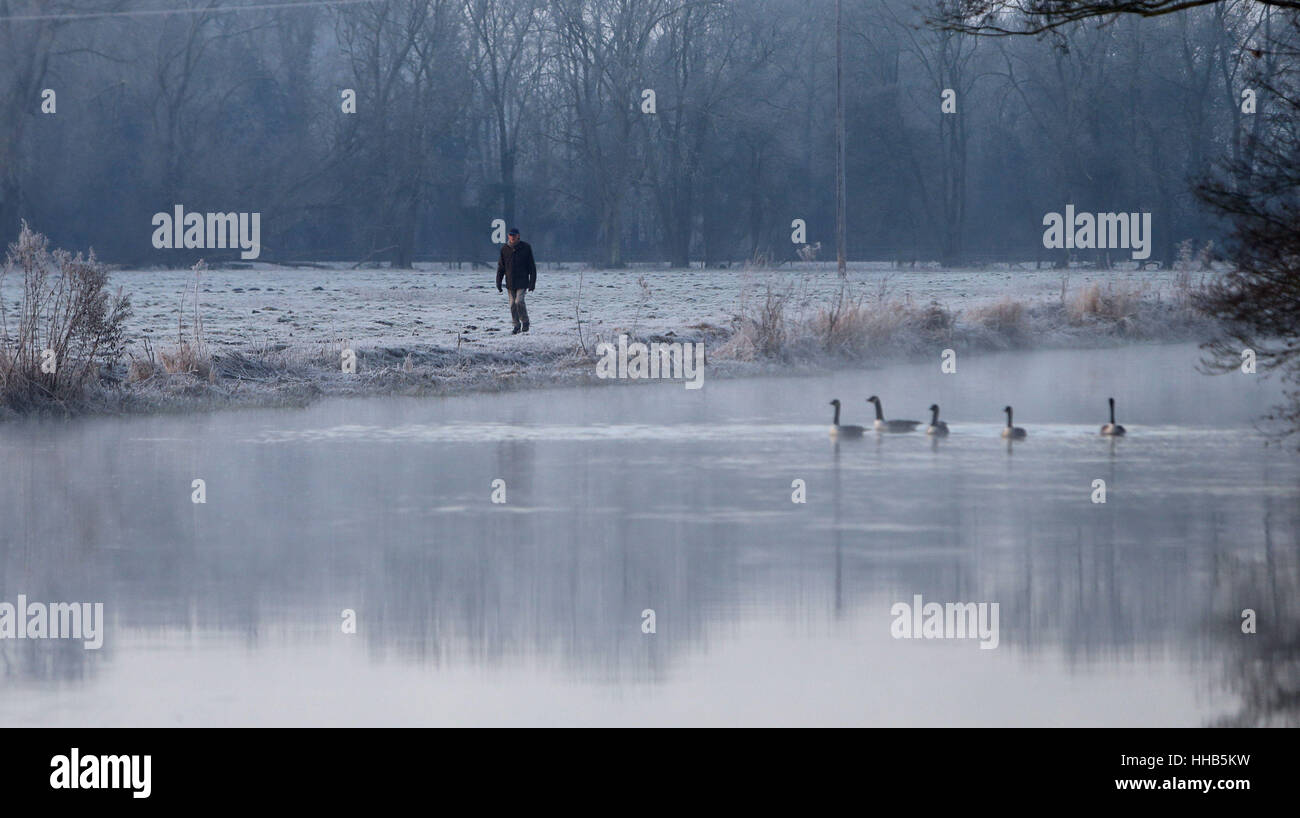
[0,262,1220,419]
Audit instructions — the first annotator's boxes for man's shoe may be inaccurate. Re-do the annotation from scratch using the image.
[521,323,530,333]
[511,325,522,335]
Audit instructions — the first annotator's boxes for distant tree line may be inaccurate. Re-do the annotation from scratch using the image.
[934,0,1300,440]
[0,0,1286,268]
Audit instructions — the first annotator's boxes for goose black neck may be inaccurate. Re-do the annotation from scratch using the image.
[873,400,884,421]
[931,406,939,424]
[1005,408,1013,427]
[832,402,841,425]
[1109,399,1116,424]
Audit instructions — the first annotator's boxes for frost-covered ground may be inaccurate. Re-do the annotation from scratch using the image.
[111,261,1195,352]
[0,261,1216,415]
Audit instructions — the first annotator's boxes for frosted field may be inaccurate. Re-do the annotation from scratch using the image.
[0,260,1211,415]
[99,262,1196,352]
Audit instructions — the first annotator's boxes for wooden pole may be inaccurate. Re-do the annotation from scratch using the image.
[835,0,846,278]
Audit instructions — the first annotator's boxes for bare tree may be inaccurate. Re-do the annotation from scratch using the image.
[1195,16,1300,440]
[549,0,679,267]
[931,0,1300,437]
[935,0,1300,36]
[882,0,984,266]
[0,1,123,234]
[335,0,469,267]
[465,0,544,228]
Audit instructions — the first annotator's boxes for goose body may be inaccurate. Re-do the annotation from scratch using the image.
[1001,405,1027,440]
[866,396,921,433]
[1100,397,1126,436]
[926,404,949,437]
[829,399,865,439]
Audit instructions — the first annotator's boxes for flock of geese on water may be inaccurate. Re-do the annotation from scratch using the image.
[829,396,1127,440]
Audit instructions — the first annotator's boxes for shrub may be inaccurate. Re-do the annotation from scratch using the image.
[0,222,131,409]
[731,283,791,358]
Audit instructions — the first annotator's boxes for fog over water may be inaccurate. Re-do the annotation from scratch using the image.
[0,342,1296,726]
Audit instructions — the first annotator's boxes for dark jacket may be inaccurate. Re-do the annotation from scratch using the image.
[496,240,537,291]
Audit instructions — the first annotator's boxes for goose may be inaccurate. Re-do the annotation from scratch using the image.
[829,399,865,439]
[1100,397,1126,436]
[926,404,950,437]
[866,396,921,433]
[1001,406,1027,440]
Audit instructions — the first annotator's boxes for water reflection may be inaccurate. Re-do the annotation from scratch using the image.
[1211,493,1300,727]
[0,343,1297,725]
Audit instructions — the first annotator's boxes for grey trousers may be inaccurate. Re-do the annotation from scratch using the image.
[509,288,529,327]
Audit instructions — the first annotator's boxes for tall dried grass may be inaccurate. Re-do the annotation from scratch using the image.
[159,260,213,381]
[1067,281,1142,324]
[0,222,132,409]
[729,283,792,358]
[968,296,1026,335]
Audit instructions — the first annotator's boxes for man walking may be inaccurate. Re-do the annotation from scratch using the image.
[496,227,537,334]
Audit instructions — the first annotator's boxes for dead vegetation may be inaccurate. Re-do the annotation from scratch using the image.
[0,222,131,411]
[726,283,792,358]
[161,260,213,379]
[968,296,1026,336]
[126,260,216,384]
[0,245,1225,418]
[1066,281,1143,325]
[724,273,1214,363]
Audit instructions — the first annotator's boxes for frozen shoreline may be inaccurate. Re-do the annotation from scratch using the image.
[0,263,1219,418]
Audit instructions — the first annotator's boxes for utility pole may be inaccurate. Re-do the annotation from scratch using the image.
[835,0,846,278]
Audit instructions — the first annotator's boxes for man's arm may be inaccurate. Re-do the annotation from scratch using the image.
[496,246,505,292]
[526,245,537,291]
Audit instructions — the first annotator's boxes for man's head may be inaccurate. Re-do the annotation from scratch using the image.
[508,228,520,245]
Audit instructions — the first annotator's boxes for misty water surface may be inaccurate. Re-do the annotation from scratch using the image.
[0,342,1296,726]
